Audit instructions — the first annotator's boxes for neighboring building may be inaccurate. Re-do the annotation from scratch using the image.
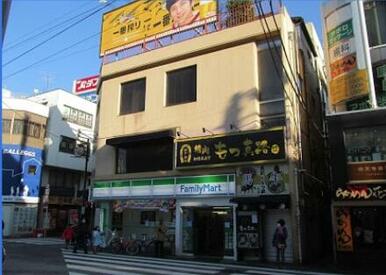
[2,96,49,237]
[2,0,12,41]
[322,0,386,266]
[93,1,329,263]
[28,89,97,235]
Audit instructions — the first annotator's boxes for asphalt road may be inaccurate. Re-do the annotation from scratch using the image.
[3,242,67,275]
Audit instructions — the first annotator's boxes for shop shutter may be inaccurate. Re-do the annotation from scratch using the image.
[263,209,294,263]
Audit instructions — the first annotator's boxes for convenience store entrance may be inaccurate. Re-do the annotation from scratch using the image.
[193,208,225,257]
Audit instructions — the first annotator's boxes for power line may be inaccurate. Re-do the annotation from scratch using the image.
[3,0,118,68]
[3,0,96,52]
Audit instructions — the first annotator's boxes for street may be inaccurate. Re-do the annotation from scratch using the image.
[2,238,368,275]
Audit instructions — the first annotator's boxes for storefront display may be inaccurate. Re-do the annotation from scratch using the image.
[344,126,386,184]
[237,211,259,249]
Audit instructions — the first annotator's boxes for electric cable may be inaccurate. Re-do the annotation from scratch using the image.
[3,0,97,52]
[3,0,118,68]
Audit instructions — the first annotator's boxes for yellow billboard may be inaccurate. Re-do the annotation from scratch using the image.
[100,0,217,56]
[329,69,369,105]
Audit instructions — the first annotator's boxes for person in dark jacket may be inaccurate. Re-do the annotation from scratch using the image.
[272,219,288,263]
[73,219,89,254]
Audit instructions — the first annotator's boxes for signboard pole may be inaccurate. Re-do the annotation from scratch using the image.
[357,0,377,108]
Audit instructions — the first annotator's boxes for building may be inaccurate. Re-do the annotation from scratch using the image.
[93,1,329,263]
[322,0,386,266]
[28,89,97,235]
[2,96,49,237]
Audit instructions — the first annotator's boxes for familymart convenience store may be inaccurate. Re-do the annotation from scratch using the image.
[92,174,237,259]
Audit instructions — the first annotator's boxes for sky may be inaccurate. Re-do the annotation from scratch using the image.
[2,0,325,97]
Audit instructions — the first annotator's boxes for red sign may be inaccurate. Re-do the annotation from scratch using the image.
[330,53,357,78]
[73,75,99,95]
[347,161,386,184]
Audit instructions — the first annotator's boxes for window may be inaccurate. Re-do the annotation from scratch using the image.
[28,165,37,175]
[59,136,76,154]
[63,105,93,128]
[12,120,27,135]
[166,65,196,106]
[116,137,174,174]
[120,78,146,115]
[2,119,11,134]
[364,1,386,47]
[27,122,41,138]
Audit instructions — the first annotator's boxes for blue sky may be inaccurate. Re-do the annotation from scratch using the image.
[2,0,324,97]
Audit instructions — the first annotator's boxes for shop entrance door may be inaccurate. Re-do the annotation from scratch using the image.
[193,208,225,257]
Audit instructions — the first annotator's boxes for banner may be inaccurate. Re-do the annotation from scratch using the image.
[100,0,217,56]
[176,128,285,169]
[336,185,386,200]
[2,145,43,203]
[335,207,353,252]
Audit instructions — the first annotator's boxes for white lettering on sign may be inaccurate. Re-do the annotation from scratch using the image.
[3,148,36,157]
[74,75,99,94]
[178,184,222,195]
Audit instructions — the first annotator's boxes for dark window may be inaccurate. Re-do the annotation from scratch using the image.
[116,137,173,173]
[13,119,27,135]
[166,65,196,106]
[258,42,283,101]
[2,119,11,134]
[140,211,155,224]
[120,78,146,115]
[59,136,76,154]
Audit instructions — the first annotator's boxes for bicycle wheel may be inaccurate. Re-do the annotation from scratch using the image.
[111,240,121,254]
[126,241,140,256]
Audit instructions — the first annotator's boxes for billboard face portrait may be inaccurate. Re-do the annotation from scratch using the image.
[2,145,44,203]
[100,0,217,56]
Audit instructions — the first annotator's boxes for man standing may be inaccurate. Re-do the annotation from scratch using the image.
[272,219,288,264]
[73,219,89,254]
[155,219,167,257]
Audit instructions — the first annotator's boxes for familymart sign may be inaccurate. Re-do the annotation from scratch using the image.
[92,174,235,199]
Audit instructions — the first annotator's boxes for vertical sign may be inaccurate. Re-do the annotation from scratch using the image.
[335,207,353,252]
[323,2,370,107]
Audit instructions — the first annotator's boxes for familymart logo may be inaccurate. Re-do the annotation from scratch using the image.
[178,183,223,195]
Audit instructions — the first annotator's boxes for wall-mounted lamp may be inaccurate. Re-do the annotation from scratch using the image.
[202,127,215,135]
[176,131,190,138]
[230,123,241,132]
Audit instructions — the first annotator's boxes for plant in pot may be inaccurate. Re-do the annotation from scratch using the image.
[226,0,255,27]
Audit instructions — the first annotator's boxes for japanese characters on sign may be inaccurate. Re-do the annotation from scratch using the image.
[335,185,386,200]
[73,75,99,95]
[175,128,285,168]
[100,0,217,56]
[347,161,386,184]
[334,207,353,252]
[327,19,353,48]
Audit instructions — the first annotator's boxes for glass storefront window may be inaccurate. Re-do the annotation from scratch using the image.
[364,1,386,47]
[182,208,194,253]
[344,126,386,163]
[344,126,386,184]
[373,62,386,107]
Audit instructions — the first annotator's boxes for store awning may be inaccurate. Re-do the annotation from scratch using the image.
[230,195,291,208]
[106,129,175,146]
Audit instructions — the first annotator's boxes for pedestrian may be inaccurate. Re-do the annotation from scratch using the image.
[272,219,288,264]
[92,226,104,254]
[62,224,75,249]
[154,219,167,257]
[73,218,89,254]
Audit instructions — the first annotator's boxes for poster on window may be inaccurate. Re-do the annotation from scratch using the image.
[236,164,289,196]
[2,145,43,203]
